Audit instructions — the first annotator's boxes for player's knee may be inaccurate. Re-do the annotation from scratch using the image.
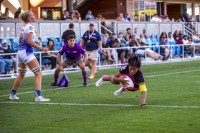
[31,67,41,74]
[18,68,27,74]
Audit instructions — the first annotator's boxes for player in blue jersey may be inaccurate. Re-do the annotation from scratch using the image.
[51,35,88,86]
[9,11,50,102]
[96,55,147,106]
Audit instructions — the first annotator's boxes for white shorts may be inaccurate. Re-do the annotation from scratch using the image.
[135,49,145,56]
[87,51,98,61]
[18,50,36,64]
[145,48,154,53]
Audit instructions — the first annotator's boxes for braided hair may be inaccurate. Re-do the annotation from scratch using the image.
[128,55,141,68]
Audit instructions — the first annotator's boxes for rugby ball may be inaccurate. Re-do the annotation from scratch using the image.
[119,75,134,89]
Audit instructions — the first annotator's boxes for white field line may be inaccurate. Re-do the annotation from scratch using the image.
[0,68,200,98]
[0,83,95,98]
[0,101,200,109]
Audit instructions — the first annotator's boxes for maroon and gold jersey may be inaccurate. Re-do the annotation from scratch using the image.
[119,65,145,90]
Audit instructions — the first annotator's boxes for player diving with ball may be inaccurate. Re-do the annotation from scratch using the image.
[95,55,147,106]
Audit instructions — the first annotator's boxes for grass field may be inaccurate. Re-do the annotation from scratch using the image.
[0,60,200,133]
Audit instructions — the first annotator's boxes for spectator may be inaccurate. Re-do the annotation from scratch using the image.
[2,7,9,18]
[182,35,189,44]
[85,10,94,20]
[124,28,132,42]
[109,33,125,64]
[0,58,5,74]
[163,15,171,22]
[14,7,22,18]
[62,23,76,44]
[168,32,175,43]
[133,27,140,38]
[186,37,200,57]
[150,14,162,22]
[192,31,200,41]
[181,9,189,22]
[159,35,172,60]
[116,13,125,21]
[176,33,184,44]
[160,32,167,40]
[130,36,163,60]
[101,33,114,64]
[173,30,179,41]
[1,40,16,73]
[43,39,57,69]
[80,22,102,79]
[62,10,70,20]
[96,13,105,20]
[124,12,131,21]
[70,10,81,21]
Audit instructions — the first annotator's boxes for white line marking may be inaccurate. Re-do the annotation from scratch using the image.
[145,69,200,78]
[0,83,95,98]
[0,101,200,109]
[1,68,200,98]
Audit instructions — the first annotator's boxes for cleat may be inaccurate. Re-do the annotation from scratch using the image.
[95,76,105,87]
[88,71,97,79]
[114,87,124,96]
[35,96,50,102]
[9,94,20,100]
[51,82,57,86]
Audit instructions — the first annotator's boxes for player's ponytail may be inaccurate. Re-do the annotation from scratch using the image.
[128,55,141,68]
[19,11,32,23]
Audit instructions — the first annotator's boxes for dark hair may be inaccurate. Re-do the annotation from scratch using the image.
[128,55,141,68]
[47,39,54,51]
[67,35,76,40]
[69,23,74,29]
[126,28,131,31]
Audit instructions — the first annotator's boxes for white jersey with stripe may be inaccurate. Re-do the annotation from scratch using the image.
[18,23,36,54]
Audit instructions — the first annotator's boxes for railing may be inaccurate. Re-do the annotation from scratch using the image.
[1,20,200,39]
[0,43,200,79]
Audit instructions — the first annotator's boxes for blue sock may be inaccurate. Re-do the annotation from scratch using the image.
[11,90,17,95]
[35,90,41,96]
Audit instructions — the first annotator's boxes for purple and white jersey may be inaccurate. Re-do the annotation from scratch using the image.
[59,43,86,60]
[18,23,36,54]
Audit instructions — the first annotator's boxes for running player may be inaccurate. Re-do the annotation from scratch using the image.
[51,35,88,86]
[10,11,50,101]
[96,55,147,106]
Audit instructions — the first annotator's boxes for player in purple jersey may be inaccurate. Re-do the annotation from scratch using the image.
[9,11,50,102]
[96,55,147,106]
[51,35,88,86]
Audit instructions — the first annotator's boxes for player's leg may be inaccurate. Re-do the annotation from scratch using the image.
[52,61,68,86]
[88,51,98,79]
[27,58,49,102]
[96,75,121,87]
[9,63,27,100]
[76,59,87,86]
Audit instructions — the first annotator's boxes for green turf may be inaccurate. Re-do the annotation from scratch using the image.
[0,60,200,133]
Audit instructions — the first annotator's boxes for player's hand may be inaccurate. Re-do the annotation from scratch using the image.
[119,78,129,88]
[41,47,48,52]
[59,65,64,71]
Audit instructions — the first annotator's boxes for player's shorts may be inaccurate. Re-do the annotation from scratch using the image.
[64,57,81,66]
[87,50,98,61]
[17,50,36,64]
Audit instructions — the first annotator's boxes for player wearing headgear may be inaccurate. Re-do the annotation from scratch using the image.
[51,35,88,86]
[10,11,50,101]
[96,55,147,106]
